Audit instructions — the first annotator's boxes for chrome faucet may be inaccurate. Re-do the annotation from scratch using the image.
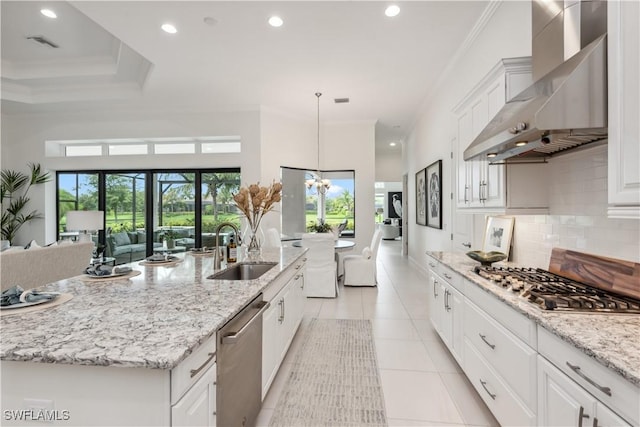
[214,222,240,270]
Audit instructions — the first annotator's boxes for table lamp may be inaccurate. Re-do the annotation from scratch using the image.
[66,210,104,243]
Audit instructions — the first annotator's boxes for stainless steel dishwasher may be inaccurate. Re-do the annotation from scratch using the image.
[217,293,269,427]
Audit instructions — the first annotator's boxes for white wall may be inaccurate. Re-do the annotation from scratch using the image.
[404,1,532,267]
[511,145,640,266]
[259,107,315,232]
[375,150,403,182]
[323,121,376,251]
[1,109,262,245]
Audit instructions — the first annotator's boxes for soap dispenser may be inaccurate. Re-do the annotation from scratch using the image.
[227,235,237,263]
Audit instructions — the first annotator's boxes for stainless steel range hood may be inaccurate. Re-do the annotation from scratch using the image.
[464,0,608,163]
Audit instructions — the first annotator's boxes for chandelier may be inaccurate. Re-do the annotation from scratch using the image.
[306,92,331,194]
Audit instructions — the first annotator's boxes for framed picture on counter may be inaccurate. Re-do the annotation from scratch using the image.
[426,160,442,229]
[415,168,426,226]
[482,216,515,258]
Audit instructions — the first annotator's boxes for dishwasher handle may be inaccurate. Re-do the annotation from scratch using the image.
[221,301,270,344]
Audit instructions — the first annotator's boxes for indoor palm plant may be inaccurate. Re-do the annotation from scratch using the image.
[1,163,51,245]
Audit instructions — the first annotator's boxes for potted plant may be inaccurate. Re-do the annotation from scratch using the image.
[307,219,333,233]
[163,228,178,249]
[1,163,51,245]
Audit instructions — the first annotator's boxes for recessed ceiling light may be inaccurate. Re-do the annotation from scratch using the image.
[385,5,400,17]
[487,153,498,158]
[268,16,284,27]
[389,142,397,147]
[161,23,177,34]
[515,141,528,147]
[40,9,57,19]
[203,17,218,26]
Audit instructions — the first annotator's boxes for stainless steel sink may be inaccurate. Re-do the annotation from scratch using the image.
[208,262,277,281]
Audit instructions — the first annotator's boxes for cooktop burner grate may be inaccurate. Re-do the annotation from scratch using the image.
[474,266,640,314]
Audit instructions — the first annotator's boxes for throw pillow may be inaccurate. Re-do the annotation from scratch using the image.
[137,231,147,244]
[112,232,131,247]
[127,232,138,244]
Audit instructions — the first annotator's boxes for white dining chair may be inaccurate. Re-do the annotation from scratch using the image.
[343,229,382,287]
[263,227,282,248]
[301,233,338,298]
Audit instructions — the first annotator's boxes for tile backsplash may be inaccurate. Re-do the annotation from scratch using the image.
[510,145,640,268]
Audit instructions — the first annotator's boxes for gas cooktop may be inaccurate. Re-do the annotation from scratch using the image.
[474,266,640,314]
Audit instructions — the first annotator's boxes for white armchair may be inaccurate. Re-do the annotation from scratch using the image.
[301,233,338,298]
[343,229,382,287]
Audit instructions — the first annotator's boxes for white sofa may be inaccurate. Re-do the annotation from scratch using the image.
[0,242,94,291]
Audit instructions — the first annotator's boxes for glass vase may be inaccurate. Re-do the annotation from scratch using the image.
[242,220,264,258]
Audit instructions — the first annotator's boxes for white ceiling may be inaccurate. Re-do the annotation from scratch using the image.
[1,1,490,154]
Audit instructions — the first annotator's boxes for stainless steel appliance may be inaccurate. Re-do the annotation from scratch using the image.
[474,266,640,313]
[217,294,270,427]
[464,0,608,163]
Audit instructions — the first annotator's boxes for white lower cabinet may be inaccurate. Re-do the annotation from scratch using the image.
[465,339,537,426]
[427,264,464,364]
[427,256,638,427]
[538,357,631,427]
[171,362,217,427]
[262,258,306,399]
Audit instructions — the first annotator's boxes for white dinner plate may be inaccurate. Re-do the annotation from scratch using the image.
[1,293,60,310]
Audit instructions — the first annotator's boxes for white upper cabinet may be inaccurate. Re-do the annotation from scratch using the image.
[454,57,549,213]
[608,0,640,218]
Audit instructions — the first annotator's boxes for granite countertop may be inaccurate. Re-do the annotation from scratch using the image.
[427,251,640,387]
[0,247,306,370]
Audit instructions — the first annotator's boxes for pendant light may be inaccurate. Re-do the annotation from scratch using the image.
[306,92,331,194]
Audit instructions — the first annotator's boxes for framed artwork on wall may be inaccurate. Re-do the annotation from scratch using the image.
[415,168,426,226]
[482,216,515,258]
[388,192,402,219]
[426,160,442,229]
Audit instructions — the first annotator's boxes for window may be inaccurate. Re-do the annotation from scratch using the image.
[56,169,241,264]
[281,167,355,238]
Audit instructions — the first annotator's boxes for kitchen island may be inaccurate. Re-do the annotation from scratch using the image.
[427,251,640,427]
[1,247,307,426]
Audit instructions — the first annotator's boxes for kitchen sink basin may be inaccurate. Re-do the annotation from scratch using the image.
[208,262,277,281]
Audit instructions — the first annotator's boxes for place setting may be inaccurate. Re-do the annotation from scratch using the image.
[187,247,216,257]
[80,263,141,281]
[139,253,183,267]
[1,285,73,316]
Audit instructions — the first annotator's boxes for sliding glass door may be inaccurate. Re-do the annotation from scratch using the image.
[56,169,240,264]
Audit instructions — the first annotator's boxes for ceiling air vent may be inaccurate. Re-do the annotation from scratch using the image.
[26,35,59,48]
[334,98,349,104]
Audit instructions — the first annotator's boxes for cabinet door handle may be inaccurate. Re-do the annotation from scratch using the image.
[592,417,599,427]
[444,289,451,311]
[479,379,496,400]
[464,186,469,203]
[462,242,472,248]
[566,362,612,396]
[444,273,452,280]
[282,298,286,321]
[479,333,496,349]
[433,280,438,298]
[278,298,284,323]
[190,352,216,378]
[300,273,304,289]
[578,406,590,427]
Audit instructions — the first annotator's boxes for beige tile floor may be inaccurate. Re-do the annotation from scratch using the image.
[257,239,499,427]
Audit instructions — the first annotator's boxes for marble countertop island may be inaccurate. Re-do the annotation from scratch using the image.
[427,251,640,387]
[1,247,307,370]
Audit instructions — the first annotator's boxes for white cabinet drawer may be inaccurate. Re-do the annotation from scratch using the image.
[171,333,217,405]
[464,339,537,427]
[427,258,464,294]
[263,256,306,302]
[464,279,537,347]
[172,362,217,427]
[538,326,640,426]
[465,299,537,410]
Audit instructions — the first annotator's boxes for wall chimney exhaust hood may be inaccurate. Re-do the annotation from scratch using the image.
[464,0,608,164]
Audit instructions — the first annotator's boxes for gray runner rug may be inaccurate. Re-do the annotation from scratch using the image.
[268,318,388,427]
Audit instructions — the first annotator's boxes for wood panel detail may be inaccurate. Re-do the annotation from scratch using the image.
[549,248,640,300]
